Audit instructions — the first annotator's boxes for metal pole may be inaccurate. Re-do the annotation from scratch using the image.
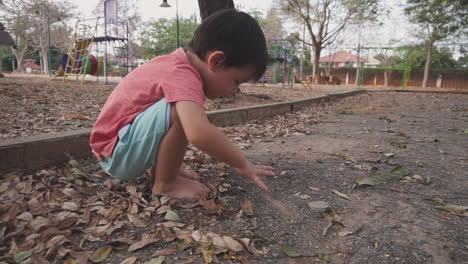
[176,0,179,48]
[47,7,51,76]
[104,1,108,84]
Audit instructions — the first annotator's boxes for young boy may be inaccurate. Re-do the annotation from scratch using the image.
[90,9,275,200]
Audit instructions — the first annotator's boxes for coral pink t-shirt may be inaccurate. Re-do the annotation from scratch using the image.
[90,48,205,160]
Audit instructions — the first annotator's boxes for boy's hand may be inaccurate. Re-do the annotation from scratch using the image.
[235,161,275,190]
[218,127,231,134]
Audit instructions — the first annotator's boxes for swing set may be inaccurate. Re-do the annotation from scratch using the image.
[358,46,412,88]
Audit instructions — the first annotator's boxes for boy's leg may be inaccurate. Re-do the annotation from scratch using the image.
[152,104,211,200]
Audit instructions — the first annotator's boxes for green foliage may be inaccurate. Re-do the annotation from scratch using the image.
[457,55,468,68]
[374,53,405,68]
[404,0,468,42]
[408,44,458,69]
[0,47,15,71]
[139,16,199,60]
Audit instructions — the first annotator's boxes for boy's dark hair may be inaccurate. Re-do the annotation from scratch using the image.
[188,9,268,81]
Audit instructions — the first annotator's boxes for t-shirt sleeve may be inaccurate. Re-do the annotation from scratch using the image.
[161,65,205,106]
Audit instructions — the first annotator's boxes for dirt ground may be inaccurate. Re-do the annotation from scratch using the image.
[0,73,356,140]
[0,91,466,263]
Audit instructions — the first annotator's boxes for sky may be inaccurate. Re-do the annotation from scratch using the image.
[75,0,274,22]
[71,0,465,57]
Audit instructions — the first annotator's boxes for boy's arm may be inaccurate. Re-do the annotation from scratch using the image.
[175,101,275,189]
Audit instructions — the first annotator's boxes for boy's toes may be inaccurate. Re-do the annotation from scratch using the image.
[179,168,200,180]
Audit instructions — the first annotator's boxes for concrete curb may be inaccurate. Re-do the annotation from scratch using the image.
[367,89,468,95]
[0,89,361,173]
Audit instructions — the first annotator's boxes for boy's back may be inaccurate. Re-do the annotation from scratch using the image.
[90,48,205,160]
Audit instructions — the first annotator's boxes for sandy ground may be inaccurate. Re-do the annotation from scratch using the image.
[0,91,466,263]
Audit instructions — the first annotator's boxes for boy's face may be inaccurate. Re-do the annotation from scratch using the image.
[202,51,256,99]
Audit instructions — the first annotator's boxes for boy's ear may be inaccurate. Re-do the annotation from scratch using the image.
[207,51,225,72]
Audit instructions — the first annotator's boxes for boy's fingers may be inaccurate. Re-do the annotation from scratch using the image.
[257,168,275,176]
[253,176,268,190]
[206,183,217,192]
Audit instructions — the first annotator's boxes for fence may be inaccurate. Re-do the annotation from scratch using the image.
[324,68,468,89]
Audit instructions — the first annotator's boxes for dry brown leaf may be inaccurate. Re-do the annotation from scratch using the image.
[223,236,244,252]
[82,223,111,236]
[57,217,79,229]
[29,217,51,232]
[156,205,171,215]
[127,213,147,228]
[152,248,177,257]
[128,237,161,252]
[101,238,126,249]
[62,202,80,211]
[103,207,122,221]
[17,211,33,222]
[199,199,217,210]
[106,221,126,235]
[242,200,254,216]
[161,221,186,228]
[175,230,195,243]
[176,202,199,209]
[120,256,138,264]
[89,245,112,263]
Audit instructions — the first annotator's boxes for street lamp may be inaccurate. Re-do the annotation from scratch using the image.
[160,0,179,48]
[35,4,51,76]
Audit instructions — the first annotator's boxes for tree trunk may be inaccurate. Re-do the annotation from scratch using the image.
[13,46,27,72]
[198,0,234,21]
[384,70,392,87]
[39,33,50,75]
[422,41,433,89]
[312,45,321,84]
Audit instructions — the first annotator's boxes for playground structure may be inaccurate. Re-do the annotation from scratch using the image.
[358,46,412,88]
[55,0,135,83]
[260,39,298,88]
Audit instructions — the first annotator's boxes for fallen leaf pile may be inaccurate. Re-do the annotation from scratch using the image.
[0,155,274,263]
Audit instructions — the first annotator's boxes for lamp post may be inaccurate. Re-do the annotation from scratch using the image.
[160,0,179,48]
[35,4,51,76]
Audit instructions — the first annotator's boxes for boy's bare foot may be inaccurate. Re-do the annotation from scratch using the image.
[145,167,200,181]
[152,175,211,200]
[178,168,200,180]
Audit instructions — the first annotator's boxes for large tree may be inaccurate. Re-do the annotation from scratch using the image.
[0,0,74,73]
[278,0,380,83]
[139,16,199,59]
[260,8,286,40]
[404,0,468,88]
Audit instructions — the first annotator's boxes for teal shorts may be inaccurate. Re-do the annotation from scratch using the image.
[100,98,171,181]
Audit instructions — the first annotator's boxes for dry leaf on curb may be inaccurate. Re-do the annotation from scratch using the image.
[242,200,254,216]
[89,245,112,263]
[331,190,351,200]
[128,237,161,252]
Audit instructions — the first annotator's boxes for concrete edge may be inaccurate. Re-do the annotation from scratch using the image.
[0,89,361,173]
[366,89,468,95]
